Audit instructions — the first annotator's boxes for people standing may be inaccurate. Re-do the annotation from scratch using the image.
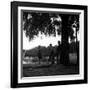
[37,46,42,64]
[49,44,54,64]
[56,41,62,64]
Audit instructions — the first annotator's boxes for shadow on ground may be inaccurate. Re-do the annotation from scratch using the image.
[23,63,79,77]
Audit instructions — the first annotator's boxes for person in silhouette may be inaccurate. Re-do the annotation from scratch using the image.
[49,44,54,64]
[56,41,62,64]
[38,46,42,64]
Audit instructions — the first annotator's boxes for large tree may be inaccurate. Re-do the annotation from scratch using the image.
[60,14,79,65]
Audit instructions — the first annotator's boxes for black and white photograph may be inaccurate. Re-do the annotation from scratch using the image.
[11,1,87,88]
[22,11,79,77]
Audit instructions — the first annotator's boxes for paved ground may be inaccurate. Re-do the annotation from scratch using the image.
[23,62,79,77]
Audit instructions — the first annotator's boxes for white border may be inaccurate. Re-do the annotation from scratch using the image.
[18,6,84,83]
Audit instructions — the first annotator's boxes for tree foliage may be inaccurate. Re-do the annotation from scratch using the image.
[23,12,62,40]
[23,12,79,41]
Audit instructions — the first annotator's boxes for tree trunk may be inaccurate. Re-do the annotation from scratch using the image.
[61,15,69,65]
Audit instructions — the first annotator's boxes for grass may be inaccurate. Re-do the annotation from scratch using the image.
[23,62,79,77]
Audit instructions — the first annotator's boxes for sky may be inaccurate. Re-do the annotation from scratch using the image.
[23,30,61,50]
